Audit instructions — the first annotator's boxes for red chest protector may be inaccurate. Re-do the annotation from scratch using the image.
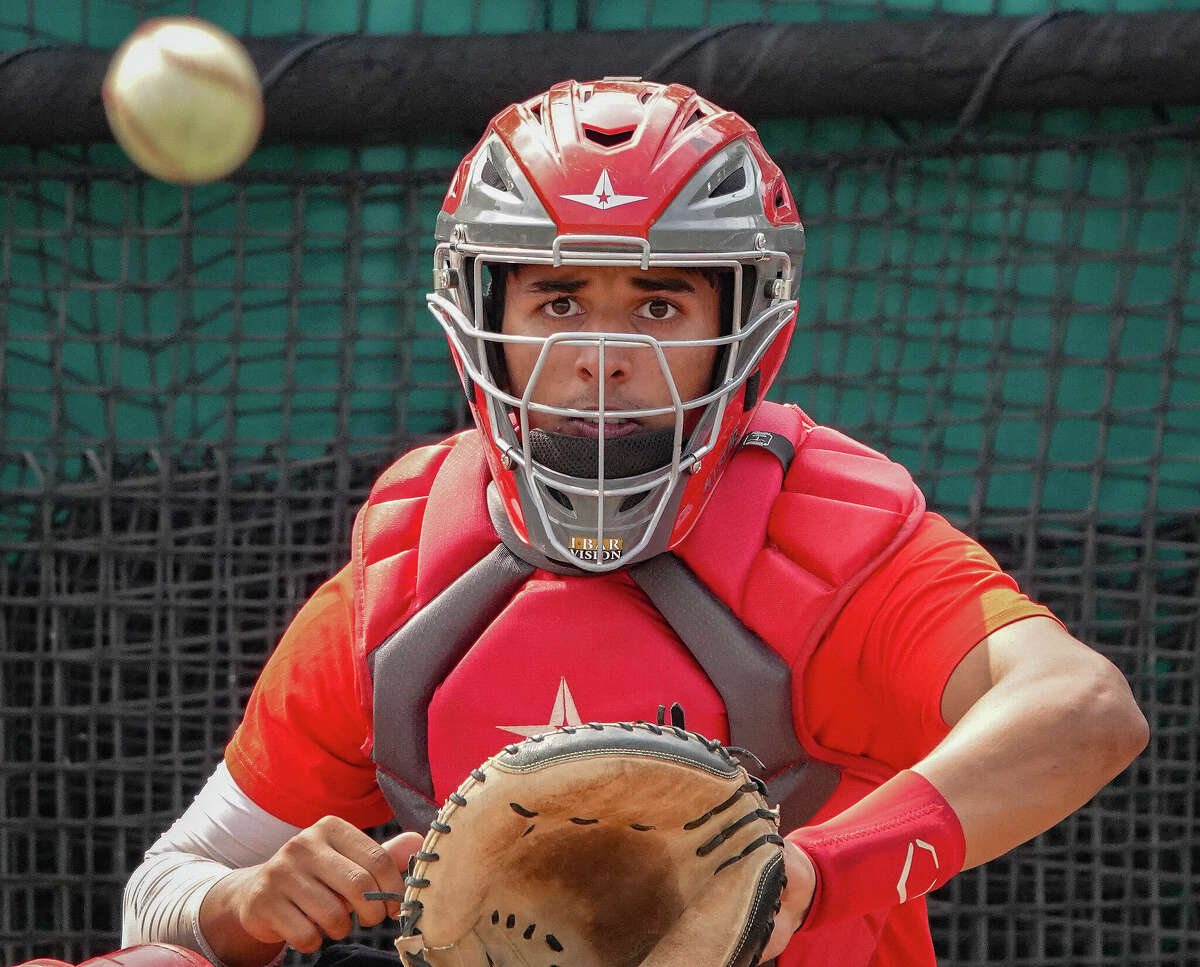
[352,402,924,836]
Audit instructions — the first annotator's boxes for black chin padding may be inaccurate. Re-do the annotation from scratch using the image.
[529,427,677,478]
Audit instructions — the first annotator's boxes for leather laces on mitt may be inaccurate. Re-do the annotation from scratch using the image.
[376,711,785,967]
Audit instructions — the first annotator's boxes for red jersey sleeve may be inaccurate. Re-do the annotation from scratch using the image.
[803,513,1063,770]
[225,564,393,829]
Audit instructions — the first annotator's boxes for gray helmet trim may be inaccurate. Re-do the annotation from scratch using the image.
[436,134,560,249]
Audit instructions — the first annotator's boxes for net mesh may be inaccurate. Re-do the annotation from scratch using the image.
[1,1,1197,965]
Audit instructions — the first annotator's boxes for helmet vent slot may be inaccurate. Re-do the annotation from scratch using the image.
[480,158,507,191]
[583,126,636,148]
[618,492,650,512]
[682,108,705,129]
[710,166,747,198]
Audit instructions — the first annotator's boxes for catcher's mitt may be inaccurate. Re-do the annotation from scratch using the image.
[386,718,785,967]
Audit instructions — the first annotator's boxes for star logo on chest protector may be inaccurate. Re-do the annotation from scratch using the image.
[498,676,585,737]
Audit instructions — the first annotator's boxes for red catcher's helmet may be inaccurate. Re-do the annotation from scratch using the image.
[429,78,803,572]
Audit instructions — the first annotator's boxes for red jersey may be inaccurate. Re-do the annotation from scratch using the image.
[225,511,1056,965]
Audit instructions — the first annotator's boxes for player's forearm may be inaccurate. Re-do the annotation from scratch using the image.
[123,849,284,967]
[914,642,1147,869]
[124,762,300,967]
[122,850,246,965]
[198,870,287,967]
[781,624,1146,935]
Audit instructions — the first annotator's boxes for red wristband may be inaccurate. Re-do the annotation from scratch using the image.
[788,770,966,931]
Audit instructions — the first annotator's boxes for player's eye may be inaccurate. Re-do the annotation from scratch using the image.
[541,296,584,318]
[634,298,679,321]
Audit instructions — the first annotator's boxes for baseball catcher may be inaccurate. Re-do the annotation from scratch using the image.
[115,76,1145,967]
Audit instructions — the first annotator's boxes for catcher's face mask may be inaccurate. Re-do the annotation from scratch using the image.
[428,78,804,572]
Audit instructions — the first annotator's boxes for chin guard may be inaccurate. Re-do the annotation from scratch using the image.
[529,427,676,478]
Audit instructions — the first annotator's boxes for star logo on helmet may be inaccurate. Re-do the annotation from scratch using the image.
[561,170,647,210]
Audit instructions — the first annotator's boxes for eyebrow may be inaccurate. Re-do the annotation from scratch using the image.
[524,278,587,294]
[522,275,697,295]
[630,275,696,293]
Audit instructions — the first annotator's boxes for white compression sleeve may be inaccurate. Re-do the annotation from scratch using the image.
[122,761,302,966]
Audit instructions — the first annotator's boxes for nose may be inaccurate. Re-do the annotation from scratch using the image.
[572,313,637,386]
[574,337,633,385]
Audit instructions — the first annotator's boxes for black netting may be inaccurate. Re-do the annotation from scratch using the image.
[1,2,1198,965]
[929,515,1198,964]
[0,448,406,963]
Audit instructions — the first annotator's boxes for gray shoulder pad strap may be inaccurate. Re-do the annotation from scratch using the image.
[369,543,535,828]
[377,772,439,832]
[629,553,841,829]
